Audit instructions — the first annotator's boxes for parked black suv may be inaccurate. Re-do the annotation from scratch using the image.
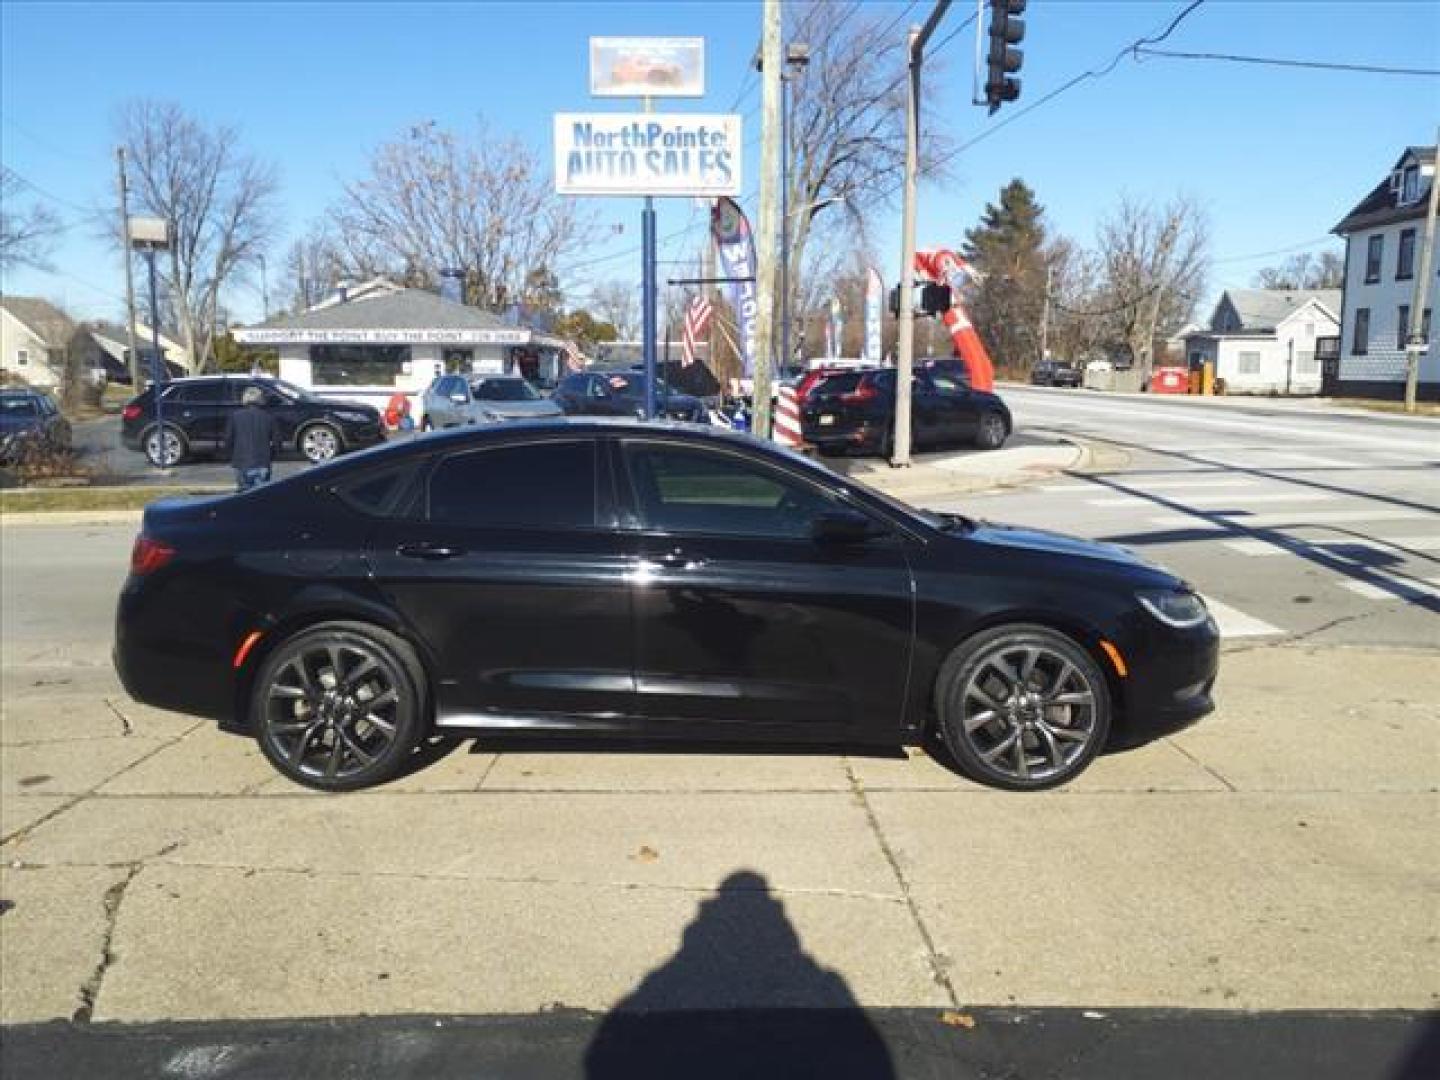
[554,370,708,423]
[121,376,385,467]
[802,367,1011,456]
[1030,360,1083,388]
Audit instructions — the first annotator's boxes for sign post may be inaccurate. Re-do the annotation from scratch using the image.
[559,39,738,420]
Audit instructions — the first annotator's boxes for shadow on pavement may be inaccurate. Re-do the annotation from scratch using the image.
[583,869,894,1080]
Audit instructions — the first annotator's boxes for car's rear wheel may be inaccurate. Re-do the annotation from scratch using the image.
[974,411,1007,450]
[143,425,187,467]
[298,422,341,463]
[935,624,1110,791]
[253,622,426,792]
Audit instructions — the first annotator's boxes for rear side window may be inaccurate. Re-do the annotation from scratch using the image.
[816,372,863,395]
[428,440,596,529]
[170,381,232,405]
[557,374,589,395]
[334,462,420,518]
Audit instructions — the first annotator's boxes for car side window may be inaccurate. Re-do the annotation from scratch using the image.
[428,439,596,529]
[334,462,421,518]
[589,377,612,399]
[173,381,230,405]
[622,443,842,540]
[928,372,965,394]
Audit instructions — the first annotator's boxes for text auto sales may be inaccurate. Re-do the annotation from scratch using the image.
[564,121,734,185]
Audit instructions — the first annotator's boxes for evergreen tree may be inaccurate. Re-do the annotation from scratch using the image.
[961,179,1049,375]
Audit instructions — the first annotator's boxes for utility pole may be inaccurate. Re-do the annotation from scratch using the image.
[1040,261,1053,364]
[116,147,142,388]
[893,0,951,467]
[1403,127,1439,412]
[258,254,270,320]
[753,0,782,439]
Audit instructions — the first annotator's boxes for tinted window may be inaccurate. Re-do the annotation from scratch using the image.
[815,372,864,395]
[429,440,596,529]
[623,443,840,540]
[557,374,588,395]
[1,396,38,417]
[169,381,232,405]
[473,378,539,401]
[929,372,967,393]
[334,462,419,517]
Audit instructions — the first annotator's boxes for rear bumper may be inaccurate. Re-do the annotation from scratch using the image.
[114,577,235,722]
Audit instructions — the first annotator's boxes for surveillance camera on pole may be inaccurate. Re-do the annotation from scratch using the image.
[984,0,1025,114]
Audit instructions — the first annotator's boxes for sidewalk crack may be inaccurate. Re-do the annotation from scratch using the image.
[103,698,134,736]
[71,862,142,1024]
[1167,738,1238,792]
[845,759,961,1009]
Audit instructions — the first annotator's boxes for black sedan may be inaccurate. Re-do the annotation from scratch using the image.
[1031,360,1083,388]
[803,368,1011,456]
[0,388,70,464]
[121,375,385,466]
[114,419,1218,793]
[555,370,708,423]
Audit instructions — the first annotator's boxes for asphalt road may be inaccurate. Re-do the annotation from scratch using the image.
[936,386,1440,651]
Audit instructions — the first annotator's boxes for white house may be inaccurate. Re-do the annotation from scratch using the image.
[0,296,76,389]
[1184,289,1340,395]
[232,284,573,417]
[1333,146,1438,399]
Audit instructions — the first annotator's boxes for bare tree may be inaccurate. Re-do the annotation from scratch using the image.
[781,1,953,334]
[1094,194,1209,376]
[589,280,641,339]
[330,120,593,309]
[117,100,279,371]
[1253,249,1344,290]
[0,168,63,273]
[277,224,350,314]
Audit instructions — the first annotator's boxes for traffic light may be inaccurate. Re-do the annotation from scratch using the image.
[985,0,1025,114]
[890,283,952,317]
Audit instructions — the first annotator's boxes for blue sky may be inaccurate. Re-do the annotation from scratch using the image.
[2,0,1437,325]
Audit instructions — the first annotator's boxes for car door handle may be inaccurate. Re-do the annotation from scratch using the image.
[397,542,463,561]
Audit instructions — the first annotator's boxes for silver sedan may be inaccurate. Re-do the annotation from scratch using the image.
[422,374,563,430]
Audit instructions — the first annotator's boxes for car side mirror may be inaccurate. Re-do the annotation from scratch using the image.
[812,510,881,544]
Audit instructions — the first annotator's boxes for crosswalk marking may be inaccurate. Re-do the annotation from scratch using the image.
[1200,596,1282,638]
[1223,535,1440,557]
[1342,575,1440,602]
[1087,491,1337,509]
[1040,477,1257,494]
[1147,509,1435,528]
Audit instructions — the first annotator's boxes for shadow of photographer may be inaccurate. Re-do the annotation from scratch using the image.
[584,869,895,1079]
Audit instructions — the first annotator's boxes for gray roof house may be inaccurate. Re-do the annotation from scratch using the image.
[1184,288,1342,396]
[1,296,78,388]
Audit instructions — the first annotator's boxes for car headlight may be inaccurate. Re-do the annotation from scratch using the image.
[1137,589,1210,629]
[333,410,372,423]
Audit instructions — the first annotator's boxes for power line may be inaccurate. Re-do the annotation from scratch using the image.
[1212,235,1339,265]
[1135,47,1440,78]
[2,165,94,216]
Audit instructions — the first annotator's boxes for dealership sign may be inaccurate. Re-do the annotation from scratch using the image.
[233,328,532,346]
[590,37,704,98]
[554,113,741,197]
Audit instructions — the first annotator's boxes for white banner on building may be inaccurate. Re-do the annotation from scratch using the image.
[233,328,531,346]
[554,113,741,197]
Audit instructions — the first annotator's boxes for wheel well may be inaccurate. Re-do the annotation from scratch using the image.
[230,610,436,733]
[929,613,1126,731]
[295,419,341,449]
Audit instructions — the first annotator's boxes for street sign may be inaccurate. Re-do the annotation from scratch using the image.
[589,37,704,97]
[553,113,741,197]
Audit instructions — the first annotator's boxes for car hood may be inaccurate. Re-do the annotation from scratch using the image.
[476,399,564,418]
[966,521,1163,574]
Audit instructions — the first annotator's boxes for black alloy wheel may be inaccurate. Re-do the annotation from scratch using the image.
[253,622,425,791]
[975,411,1007,450]
[935,624,1110,790]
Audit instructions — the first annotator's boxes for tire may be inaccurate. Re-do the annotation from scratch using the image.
[298,422,342,464]
[143,424,187,467]
[421,416,434,433]
[934,624,1111,791]
[252,621,427,792]
[974,411,1007,451]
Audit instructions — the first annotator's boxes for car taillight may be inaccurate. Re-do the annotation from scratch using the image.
[840,381,879,404]
[122,404,142,421]
[130,536,175,576]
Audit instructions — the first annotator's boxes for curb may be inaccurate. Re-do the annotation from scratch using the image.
[1,510,146,527]
[841,435,1089,503]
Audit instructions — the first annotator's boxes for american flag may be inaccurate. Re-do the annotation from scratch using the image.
[681,294,712,368]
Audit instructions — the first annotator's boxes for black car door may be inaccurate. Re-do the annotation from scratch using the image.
[925,370,979,442]
[365,436,638,726]
[615,437,915,737]
[170,380,234,450]
[250,380,300,449]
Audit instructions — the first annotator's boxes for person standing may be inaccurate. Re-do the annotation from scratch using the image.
[225,385,278,491]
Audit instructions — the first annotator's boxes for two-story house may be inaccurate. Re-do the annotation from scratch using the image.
[1332,146,1437,399]
[1184,289,1340,395]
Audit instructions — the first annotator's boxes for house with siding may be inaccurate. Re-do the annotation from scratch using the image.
[1,296,78,389]
[1184,289,1340,395]
[1332,146,1437,399]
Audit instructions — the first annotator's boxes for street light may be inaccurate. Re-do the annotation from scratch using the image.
[129,216,172,471]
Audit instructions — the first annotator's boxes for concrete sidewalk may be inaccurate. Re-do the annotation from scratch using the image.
[2,645,1436,1026]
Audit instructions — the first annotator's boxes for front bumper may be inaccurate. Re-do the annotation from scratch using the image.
[1114,616,1220,737]
[339,420,386,448]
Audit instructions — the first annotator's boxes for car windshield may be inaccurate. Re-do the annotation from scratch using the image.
[603,373,671,396]
[266,379,314,401]
[472,378,539,401]
[1,396,38,417]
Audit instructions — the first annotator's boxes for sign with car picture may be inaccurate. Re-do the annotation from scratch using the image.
[589,36,704,97]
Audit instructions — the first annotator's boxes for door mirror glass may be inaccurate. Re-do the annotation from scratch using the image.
[812,510,880,544]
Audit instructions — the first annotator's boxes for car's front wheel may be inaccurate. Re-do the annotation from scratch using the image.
[252,622,426,791]
[974,411,1007,450]
[143,425,187,467]
[298,422,341,463]
[935,624,1111,790]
